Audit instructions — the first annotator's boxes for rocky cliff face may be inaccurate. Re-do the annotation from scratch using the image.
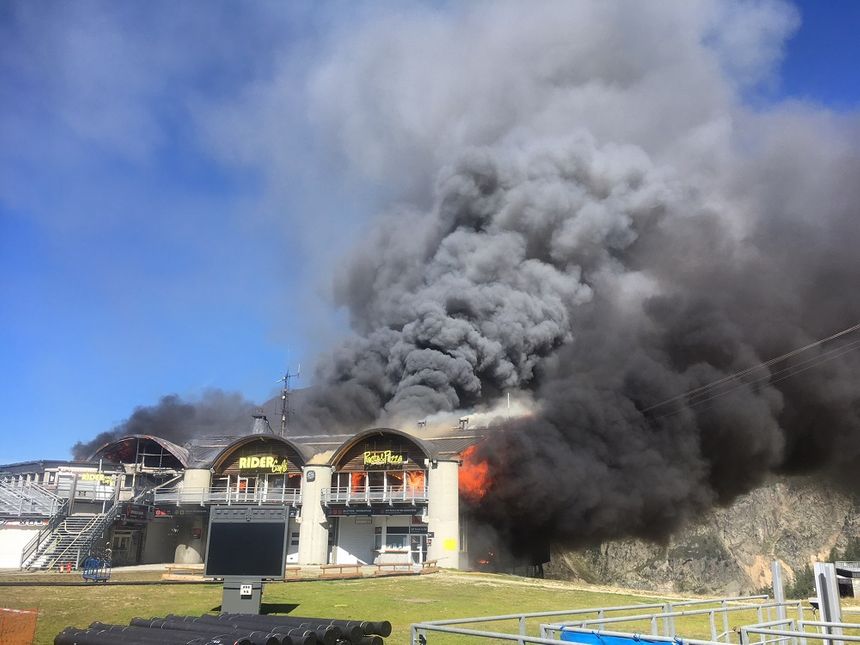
[546,477,860,594]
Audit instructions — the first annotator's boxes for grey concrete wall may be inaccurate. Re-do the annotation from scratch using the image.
[174,513,207,564]
[141,519,177,564]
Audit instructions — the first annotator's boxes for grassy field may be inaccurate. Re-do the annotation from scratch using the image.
[1,570,852,645]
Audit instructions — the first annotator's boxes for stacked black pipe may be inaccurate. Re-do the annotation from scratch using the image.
[55,613,392,645]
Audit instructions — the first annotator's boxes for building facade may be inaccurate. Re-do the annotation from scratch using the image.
[0,418,483,571]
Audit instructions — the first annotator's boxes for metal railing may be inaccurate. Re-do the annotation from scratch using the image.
[0,479,63,516]
[55,480,115,502]
[410,595,807,645]
[74,503,121,569]
[740,618,860,645]
[545,598,805,644]
[153,485,303,506]
[322,485,429,505]
[19,498,70,569]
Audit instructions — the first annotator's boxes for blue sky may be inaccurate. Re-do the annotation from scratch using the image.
[1,1,858,463]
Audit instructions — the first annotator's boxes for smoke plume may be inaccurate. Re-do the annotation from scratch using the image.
[72,391,256,459]
[296,0,860,549]
[69,1,860,553]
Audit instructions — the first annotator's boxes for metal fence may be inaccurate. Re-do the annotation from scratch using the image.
[409,595,860,645]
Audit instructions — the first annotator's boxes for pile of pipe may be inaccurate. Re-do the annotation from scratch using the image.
[55,613,393,645]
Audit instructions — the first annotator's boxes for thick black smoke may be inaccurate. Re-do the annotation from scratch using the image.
[72,391,256,459]
[294,0,860,550]
[70,1,860,554]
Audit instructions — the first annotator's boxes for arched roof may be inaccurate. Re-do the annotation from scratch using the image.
[209,434,311,472]
[91,434,190,468]
[327,427,436,467]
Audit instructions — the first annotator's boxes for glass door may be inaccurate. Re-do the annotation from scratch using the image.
[410,535,426,564]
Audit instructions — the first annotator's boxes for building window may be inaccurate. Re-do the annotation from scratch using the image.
[385,527,409,550]
[112,532,132,553]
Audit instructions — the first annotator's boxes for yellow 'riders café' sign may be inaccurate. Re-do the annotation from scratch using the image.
[238,455,290,474]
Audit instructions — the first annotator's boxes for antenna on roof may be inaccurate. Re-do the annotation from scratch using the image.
[276,365,301,437]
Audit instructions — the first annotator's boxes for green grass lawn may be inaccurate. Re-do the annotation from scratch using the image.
[1,570,847,645]
[0,571,665,644]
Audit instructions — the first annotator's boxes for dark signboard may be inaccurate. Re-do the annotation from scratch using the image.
[326,505,425,517]
[327,507,372,517]
[205,505,288,579]
[122,503,150,522]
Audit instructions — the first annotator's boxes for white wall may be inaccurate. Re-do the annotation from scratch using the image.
[0,527,39,568]
[334,517,374,565]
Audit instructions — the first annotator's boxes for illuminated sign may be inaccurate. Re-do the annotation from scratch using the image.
[238,455,290,474]
[80,473,115,485]
[363,450,405,470]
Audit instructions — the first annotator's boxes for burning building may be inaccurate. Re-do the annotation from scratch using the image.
[0,413,507,571]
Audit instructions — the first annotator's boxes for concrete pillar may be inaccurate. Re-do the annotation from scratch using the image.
[298,465,332,565]
[426,460,459,569]
[174,514,206,564]
[170,471,211,564]
[182,469,211,503]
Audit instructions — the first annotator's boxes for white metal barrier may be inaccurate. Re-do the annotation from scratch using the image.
[152,485,302,506]
[409,595,846,645]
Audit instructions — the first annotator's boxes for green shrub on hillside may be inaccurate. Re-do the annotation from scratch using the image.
[786,564,815,599]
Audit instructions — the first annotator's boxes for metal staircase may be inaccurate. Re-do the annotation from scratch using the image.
[21,503,120,571]
[0,479,63,517]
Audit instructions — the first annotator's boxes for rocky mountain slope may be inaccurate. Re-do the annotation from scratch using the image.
[546,477,860,594]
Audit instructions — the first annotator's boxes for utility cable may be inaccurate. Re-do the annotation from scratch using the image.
[641,321,860,415]
[647,337,860,421]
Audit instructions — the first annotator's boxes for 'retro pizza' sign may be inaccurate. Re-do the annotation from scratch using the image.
[363,450,406,470]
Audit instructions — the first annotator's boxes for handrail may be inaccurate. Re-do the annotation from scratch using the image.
[44,514,102,570]
[321,485,429,505]
[19,498,70,569]
[152,486,303,506]
[0,480,62,516]
[76,503,121,568]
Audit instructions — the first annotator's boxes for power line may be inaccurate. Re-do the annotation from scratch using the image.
[648,338,860,421]
[641,321,860,416]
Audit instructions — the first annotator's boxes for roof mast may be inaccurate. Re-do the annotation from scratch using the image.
[276,366,300,437]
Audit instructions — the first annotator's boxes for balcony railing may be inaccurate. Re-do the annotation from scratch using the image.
[55,481,115,502]
[152,486,302,506]
[321,485,429,506]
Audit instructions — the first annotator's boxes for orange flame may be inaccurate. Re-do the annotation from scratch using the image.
[351,472,366,491]
[406,470,425,491]
[459,445,490,505]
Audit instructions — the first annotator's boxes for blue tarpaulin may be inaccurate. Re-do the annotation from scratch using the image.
[560,631,669,645]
